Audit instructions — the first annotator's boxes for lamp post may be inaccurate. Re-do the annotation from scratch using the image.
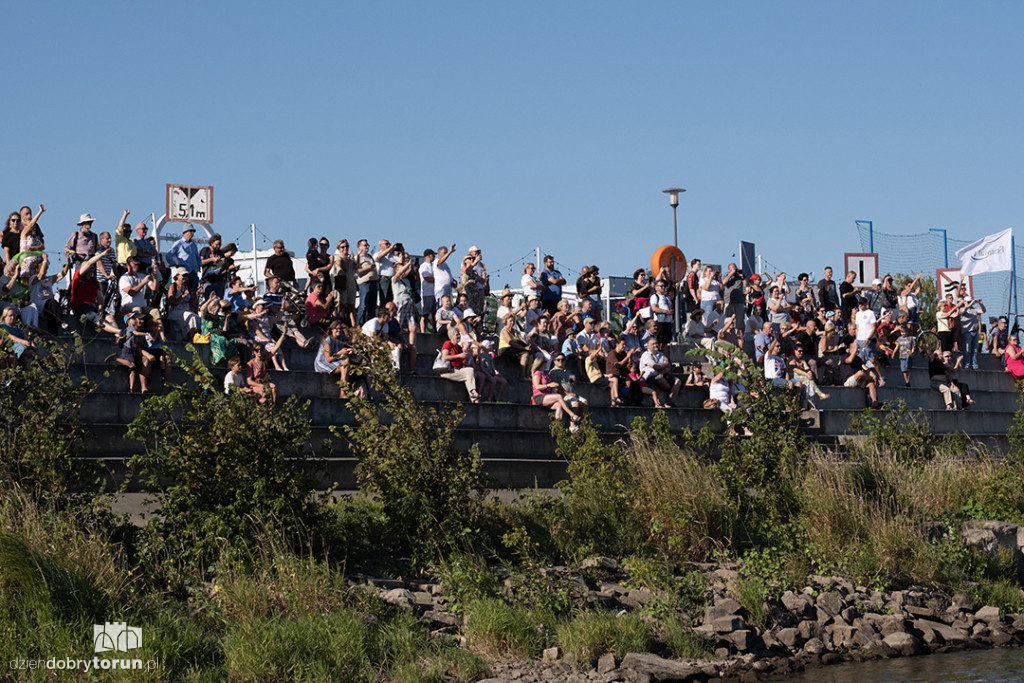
[662,188,685,248]
[662,188,686,342]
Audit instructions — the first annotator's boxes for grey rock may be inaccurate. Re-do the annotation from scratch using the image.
[825,623,857,649]
[627,589,652,605]
[1012,614,1024,632]
[883,631,921,656]
[776,627,804,649]
[602,671,625,683]
[803,637,825,655]
[582,556,620,571]
[962,520,1020,554]
[705,597,744,622]
[411,591,434,607]
[619,653,701,682]
[781,591,817,619]
[949,593,977,612]
[816,591,844,617]
[381,588,414,608]
[975,605,1003,625]
[839,606,861,624]
[971,622,989,637]
[368,577,405,589]
[912,619,967,647]
[542,646,560,663]
[722,629,763,653]
[880,616,907,637]
[988,628,1014,647]
[797,620,822,641]
[599,582,627,596]
[904,604,936,619]
[423,610,458,627]
[711,616,744,633]
[597,653,617,675]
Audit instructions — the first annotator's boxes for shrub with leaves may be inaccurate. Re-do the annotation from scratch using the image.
[0,336,103,509]
[849,399,937,463]
[693,342,807,544]
[126,350,322,583]
[339,333,490,564]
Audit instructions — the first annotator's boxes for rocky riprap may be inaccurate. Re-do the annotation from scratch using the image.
[353,522,1024,682]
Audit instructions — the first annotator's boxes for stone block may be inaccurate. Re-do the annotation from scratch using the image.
[619,653,702,682]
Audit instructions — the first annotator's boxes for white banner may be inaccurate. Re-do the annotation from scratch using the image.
[955,228,1012,276]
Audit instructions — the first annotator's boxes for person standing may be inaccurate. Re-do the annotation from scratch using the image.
[419,248,437,333]
[63,213,99,267]
[166,225,202,292]
[817,266,840,313]
[355,239,379,325]
[959,293,986,370]
[539,254,565,316]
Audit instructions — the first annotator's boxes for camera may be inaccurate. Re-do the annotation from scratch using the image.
[393,243,404,253]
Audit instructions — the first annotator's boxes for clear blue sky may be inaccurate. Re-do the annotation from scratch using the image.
[5,1,1022,285]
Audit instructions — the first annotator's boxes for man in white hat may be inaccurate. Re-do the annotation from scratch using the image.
[166,225,202,292]
[63,213,99,267]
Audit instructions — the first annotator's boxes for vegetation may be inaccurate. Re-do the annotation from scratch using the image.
[1,334,1024,678]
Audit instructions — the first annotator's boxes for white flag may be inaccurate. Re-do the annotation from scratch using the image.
[956,228,1013,276]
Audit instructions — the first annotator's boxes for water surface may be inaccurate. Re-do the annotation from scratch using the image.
[770,647,1024,682]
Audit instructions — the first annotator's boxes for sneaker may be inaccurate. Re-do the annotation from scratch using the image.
[569,423,580,433]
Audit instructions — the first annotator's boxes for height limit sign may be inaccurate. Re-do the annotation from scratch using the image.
[166,184,213,224]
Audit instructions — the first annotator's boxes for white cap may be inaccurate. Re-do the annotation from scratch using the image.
[872,278,882,285]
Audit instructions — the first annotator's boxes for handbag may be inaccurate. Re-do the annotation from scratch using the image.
[192,332,211,344]
[702,398,720,410]
[432,350,451,373]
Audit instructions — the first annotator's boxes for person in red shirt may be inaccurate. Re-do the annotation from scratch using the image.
[69,248,113,328]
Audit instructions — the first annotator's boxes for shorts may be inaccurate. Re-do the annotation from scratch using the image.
[394,300,417,328]
[420,295,436,317]
[531,393,548,406]
[844,375,863,388]
[899,357,913,373]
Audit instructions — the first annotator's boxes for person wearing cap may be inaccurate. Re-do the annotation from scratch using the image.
[165,224,202,292]
[112,209,138,275]
[988,316,1010,356]
[418,248,438,333]
[63,213,99,266]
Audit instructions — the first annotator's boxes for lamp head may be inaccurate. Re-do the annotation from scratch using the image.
[662,187,686,208]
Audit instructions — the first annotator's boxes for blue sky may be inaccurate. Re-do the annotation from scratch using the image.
[5,1,1022,285]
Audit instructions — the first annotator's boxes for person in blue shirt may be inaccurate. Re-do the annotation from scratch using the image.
[165,226,201,292]
[539,254,565,316]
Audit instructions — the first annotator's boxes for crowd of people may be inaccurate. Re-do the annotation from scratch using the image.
[1,204,1021,421]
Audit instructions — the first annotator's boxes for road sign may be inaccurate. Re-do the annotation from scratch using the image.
[166,184,213,224]
[844,253,878,289]
[936,268,974,300]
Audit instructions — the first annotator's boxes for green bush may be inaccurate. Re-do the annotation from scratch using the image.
[0,337,103,508]
[126,352,323,584]
[659,617,715,659]
[340,334,490,565]
[849,399,937,463]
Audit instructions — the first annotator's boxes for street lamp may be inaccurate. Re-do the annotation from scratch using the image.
[662,188,685,248]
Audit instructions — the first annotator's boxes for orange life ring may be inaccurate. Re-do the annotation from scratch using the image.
[651,245,686,284]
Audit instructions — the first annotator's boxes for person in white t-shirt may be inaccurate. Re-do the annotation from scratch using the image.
[853,297,878,361]
[638,337,682,408]
[520,262,542,297]
[432,244,456,300]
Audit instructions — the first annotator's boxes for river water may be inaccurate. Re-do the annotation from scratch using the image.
[771,647,1024,682]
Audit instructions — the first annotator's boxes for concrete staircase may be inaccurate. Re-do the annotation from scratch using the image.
[62,330,1019,490]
